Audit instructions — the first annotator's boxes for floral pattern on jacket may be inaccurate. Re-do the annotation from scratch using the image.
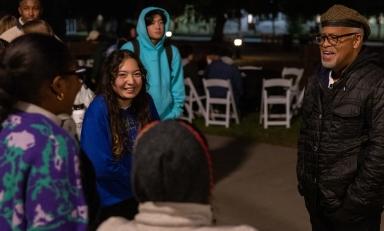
[0,111,88,230]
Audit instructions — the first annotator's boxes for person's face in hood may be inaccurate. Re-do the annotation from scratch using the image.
[146,14,165,45]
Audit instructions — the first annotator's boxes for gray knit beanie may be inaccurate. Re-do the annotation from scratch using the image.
[132,120,213,203]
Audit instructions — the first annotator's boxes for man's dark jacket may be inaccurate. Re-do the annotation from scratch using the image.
[297,49,384,222]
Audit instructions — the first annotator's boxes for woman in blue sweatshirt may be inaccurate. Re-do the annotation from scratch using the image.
[80,50,159,227]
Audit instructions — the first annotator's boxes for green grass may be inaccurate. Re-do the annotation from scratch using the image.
[192,112,300,148]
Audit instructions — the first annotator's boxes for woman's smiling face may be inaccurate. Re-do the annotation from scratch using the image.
[112,57,143,108]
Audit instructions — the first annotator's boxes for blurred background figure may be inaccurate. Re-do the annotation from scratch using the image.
[106,21,137,56]
[204,46,243,111]
[0,14,17,34]
[98,120,257,231]
[180,44,204,96]
[0,33,86,230]
[220,47,235,65]
[21,19,53,35]
[89,21,137,92]
[0,15,17,49]
[0,0,42,42]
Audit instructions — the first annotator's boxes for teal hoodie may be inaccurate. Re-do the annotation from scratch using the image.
[121,7,185,120]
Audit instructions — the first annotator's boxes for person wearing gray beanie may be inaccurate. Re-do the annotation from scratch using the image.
[98,120,257,231]
[298,4,384,231]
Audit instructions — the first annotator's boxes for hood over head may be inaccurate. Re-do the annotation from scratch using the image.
[136,6,170,49]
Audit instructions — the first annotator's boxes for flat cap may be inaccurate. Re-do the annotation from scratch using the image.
[321,4,370,40]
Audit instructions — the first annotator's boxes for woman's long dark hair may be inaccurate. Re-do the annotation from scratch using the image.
[98,50,152,158]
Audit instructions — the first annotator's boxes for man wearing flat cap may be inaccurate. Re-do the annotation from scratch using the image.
[297,4,384,231]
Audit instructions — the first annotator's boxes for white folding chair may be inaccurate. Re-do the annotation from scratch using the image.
[292,87,305,114]
[181,77,206,122]
[203,78,239,128]
[281,67,304,111]
[260,78,292,129]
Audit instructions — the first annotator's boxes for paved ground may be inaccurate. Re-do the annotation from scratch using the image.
[206,134,384,231]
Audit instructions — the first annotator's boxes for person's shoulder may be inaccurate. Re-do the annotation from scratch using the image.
[0,26,23,42]
[97,216,135,231]
[146,93,156,108]
[354,53,384,85]
[120,40,134,51]
[1,112,74,148]
[228,225,257,231]
[146,93,154,100]
[221,56,234,65]
[169,43,181,57]
[17,111,59,129]
[89,95,104,104]
[86,95,107,113]
[0,38,8,48]
[196,225,258,231]
[1,112,44,132]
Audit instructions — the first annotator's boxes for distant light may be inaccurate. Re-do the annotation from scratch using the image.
[315,14,321,24]
[234,38,242,47]
[165,31,172,37]
[368,16,376,25]
[248,14,253,24]
[97,14,103,22]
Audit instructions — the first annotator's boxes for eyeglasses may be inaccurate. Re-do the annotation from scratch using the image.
[62,67,86,76]
[314,33,359,46]
[62,67,87,82]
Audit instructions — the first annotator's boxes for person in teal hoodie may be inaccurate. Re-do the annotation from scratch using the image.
[121,7,185,120]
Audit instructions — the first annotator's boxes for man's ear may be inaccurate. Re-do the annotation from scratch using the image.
[353,33,363,49]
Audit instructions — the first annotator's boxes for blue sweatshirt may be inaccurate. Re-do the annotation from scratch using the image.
[121,7,185,120]
[80,95,159,206]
